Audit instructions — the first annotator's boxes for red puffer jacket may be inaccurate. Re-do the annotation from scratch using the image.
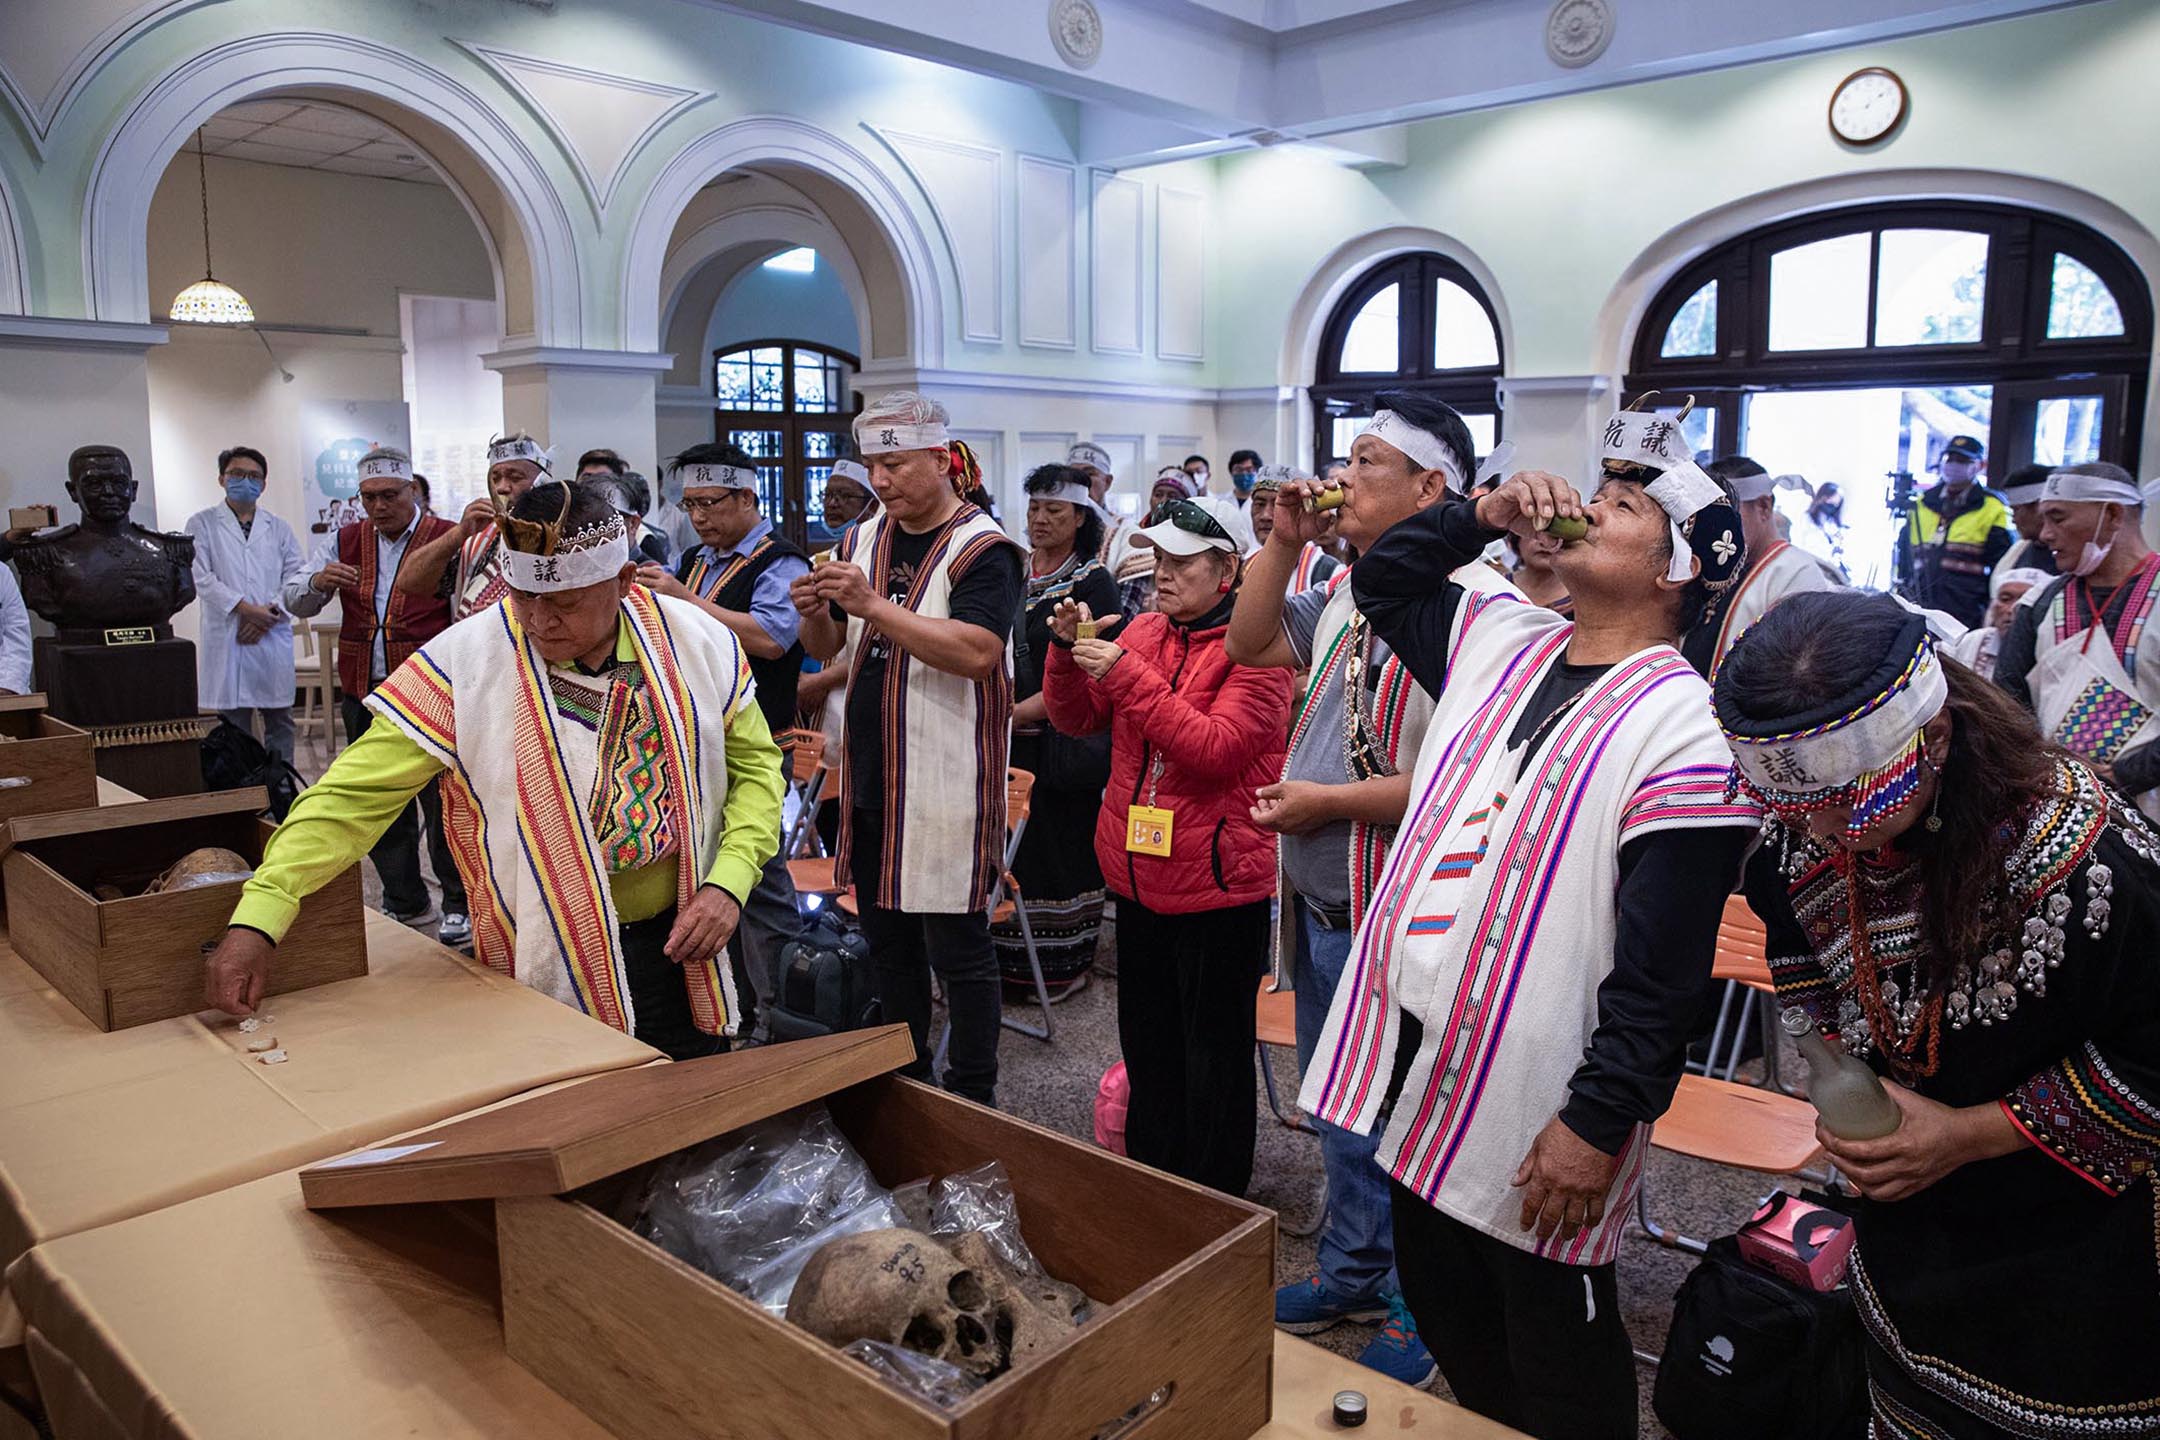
[1044,608,1291,915]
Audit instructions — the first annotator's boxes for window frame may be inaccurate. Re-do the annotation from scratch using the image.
[1628,201,2150,466]
[711,338,861,548]
[1311,253,1505,474]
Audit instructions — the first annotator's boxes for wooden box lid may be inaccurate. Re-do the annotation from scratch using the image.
[300,1025,916,1210]
[0,786,271,862]
[0,692,49,715]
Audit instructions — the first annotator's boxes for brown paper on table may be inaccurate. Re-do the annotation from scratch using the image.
[0,910,656,1345]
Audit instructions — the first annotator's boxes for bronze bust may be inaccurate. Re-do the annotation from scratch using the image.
[14,446,197,635]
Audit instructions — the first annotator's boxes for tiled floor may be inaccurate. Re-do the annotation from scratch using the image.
[291,726,1778,1440]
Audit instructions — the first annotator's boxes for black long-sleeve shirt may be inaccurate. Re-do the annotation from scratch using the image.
[1355,499,1754,1154]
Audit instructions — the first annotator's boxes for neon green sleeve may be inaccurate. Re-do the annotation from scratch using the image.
[705,689,784,903]
[229,714,444,941]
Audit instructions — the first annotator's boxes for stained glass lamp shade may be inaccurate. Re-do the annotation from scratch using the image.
[168,127,253,325]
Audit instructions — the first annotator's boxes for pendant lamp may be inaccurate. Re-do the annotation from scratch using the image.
[168,126,254,324]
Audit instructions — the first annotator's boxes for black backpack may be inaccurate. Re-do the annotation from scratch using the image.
[764,911,879,1042]
[200,720,305,821]
[1653,1233,1869,1440]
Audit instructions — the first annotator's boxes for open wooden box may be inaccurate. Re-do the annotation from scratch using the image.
[300,1027,1276,1440]
[0,693,98,823]
[0,787,366,1029]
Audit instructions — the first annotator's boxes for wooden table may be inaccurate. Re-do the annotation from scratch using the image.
[0,910,657,1347]
[1262,1335,1525,1437]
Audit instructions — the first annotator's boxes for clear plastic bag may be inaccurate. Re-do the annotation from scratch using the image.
[840,1340,983,1410]
[621,1104,902,1315]
[928,1160,1039,1277]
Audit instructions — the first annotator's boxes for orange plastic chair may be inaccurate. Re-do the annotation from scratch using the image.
[995,769,1059,1041]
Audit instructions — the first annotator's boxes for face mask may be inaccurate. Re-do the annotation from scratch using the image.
[2072,508,2119,577]
[1190,470,1209,485]
[1231,471,1255,492]
[223,475,263,503]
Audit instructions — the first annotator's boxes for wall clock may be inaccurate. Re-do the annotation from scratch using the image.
[1830,67,1907,146]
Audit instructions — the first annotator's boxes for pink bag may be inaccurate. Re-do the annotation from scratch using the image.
[1093,1061,1130,1155]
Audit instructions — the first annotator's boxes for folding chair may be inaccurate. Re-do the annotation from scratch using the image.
[776,728,829,860]
[1635,1073,1826,1255]
[995,768,1057,1041]
[1694,895,1787,1088]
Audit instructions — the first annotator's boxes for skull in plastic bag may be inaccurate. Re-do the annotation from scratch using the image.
[787,1229,1008,1378]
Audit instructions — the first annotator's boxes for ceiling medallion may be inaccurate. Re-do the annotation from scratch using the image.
[1049,0,1104,70]
[1546,0,1615,69]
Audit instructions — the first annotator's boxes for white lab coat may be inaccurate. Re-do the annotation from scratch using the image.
[184,502,306,710]
[0,564,30,694]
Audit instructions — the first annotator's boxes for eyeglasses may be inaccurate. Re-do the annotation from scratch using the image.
[683,493,747,512]
[1161,498,1230,543]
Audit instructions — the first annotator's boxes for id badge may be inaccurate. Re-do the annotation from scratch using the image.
[1125,804,1173,856]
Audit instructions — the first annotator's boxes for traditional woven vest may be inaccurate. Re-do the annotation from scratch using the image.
[334,515,455,699]
[678,531,807,732]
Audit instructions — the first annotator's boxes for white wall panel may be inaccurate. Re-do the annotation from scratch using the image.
[1089,172,1144,356]
[1155,186,1206,362]
[879,129,1004,344]
[1017,155,1076,350]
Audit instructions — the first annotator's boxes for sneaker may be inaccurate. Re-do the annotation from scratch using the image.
[384,901,436,929]
[1355,1292,1439,1388]
[1274,1276,1387,1336]
[438,910,471,947]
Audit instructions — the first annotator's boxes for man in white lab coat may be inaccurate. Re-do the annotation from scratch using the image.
[0,564,29,695]
[184,445,306,764]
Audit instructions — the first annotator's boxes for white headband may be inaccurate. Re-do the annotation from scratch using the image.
[1250,463,1298,491]
[357,454,411,483]
[677,463,757,491]
[1472,442,1517,490]
[1601,412,1723,583]
[1730,644,1949,795]
[2001,481,2047,507]
[1066,442,1112,474]
[1728,471,1811,503]
[1358,410,1467,492]
[1993,565,2052,600]
[486,436,552,471]
[831,459,869,485]
[501,516,631,594]
[2043,469,2143,506]
[855,418,949,455]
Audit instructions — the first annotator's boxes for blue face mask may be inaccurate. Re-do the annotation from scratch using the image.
[223,474,264,504]
[1231,470,1256,492]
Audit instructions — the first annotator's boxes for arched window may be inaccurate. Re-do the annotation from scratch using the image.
[713,340,859,547]
[1627,202,2150,586]
[1311,253,1504,473]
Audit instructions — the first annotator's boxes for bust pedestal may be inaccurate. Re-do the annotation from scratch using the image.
[34,636,207,798]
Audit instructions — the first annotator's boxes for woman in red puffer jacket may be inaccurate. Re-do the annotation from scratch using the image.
[1044,495,1291,1197]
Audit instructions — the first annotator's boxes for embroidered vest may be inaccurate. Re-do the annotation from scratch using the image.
[679,532,807,732]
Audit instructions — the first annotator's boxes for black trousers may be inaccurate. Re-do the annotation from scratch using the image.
[1391,1184,1635,1440]
[620,906,725,1061]
[847,808,1000,1107]
[1114,894,1268,1197]
[341,697,467,918]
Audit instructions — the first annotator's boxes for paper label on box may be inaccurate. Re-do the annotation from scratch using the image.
[314,1141,442,1169]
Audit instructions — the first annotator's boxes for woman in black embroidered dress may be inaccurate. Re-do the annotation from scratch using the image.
[1717,591,2160,1440]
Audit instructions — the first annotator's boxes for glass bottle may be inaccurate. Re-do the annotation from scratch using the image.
[1781,1007,1903,1140]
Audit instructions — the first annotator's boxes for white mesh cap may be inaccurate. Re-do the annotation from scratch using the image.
[854,390,951,455]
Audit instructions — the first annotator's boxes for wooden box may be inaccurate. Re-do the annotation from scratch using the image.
[0,693,99,823]
[301,1028,1276,1440]
[0,787,367,1030]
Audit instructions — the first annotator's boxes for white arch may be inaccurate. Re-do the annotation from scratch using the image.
[620,115,944,366]
[658,201,871,369]
[0,162,26,313]
[83,30,581,342]
[1595,166,2160,374]
[1277,224,1516,390]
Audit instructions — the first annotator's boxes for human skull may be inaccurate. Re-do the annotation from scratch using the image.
[945,1231,1082,1370]
[144,847,253,894]
[787,1229,1008,1378]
